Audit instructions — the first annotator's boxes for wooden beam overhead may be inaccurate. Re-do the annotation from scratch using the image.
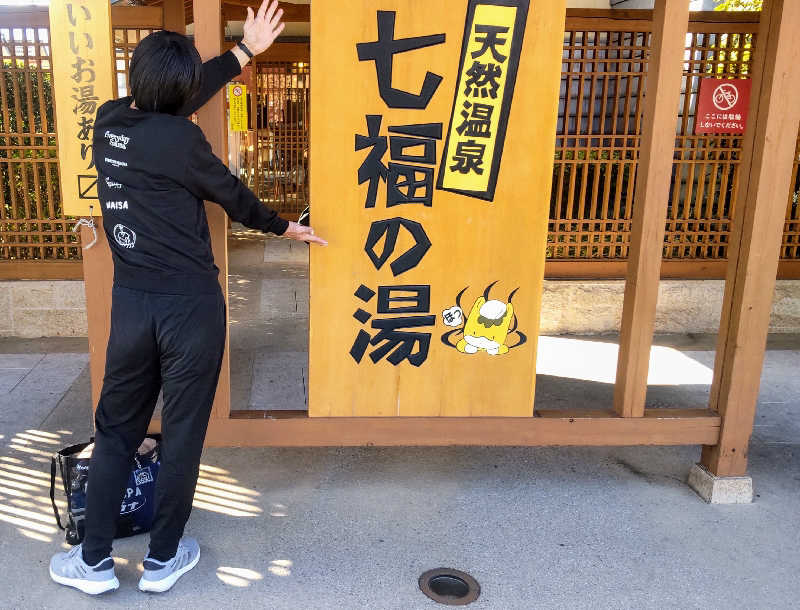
[223,0,309,20]
[110,6,163,27]
[702,0,800,477]
[178,1,309,25]
[136,3,758,29]
[613,0,690,418]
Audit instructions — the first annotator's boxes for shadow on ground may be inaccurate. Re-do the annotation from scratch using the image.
[0,332,798,609]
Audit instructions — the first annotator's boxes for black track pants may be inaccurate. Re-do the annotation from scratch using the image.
[82,285,226,564]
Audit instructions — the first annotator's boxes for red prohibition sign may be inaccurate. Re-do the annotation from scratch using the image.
[232,85,243,97]
[712,83,738,111]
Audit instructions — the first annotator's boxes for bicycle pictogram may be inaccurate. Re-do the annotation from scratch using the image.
[712,83,739,111]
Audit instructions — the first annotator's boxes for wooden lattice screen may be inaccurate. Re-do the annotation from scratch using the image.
[551,27,646,260]
[785,131,800,260]
[241,59,310,217]
[552,14,768,268]
[667,27,755,261]
[1,9,798,279]
[0,23,77,264]
[113,26,161,98]
[0,8,160,277]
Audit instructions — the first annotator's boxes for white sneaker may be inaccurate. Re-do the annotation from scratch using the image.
[49,544,119,595]
[138,537,200,593]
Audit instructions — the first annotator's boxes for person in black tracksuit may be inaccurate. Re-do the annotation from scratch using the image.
[48,1,326,595]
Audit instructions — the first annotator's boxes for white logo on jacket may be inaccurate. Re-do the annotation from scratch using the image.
[105,157,127,168]
[113,224,136,248]
[105,201,128,210]
[105,177,123,189]
[104,130,130,150]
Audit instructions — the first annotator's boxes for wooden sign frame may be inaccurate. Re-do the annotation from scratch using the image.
[65,1,798,487]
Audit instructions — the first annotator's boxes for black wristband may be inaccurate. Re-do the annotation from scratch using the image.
[236,40,254,58]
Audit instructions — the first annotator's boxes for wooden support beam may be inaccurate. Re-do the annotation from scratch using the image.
[81,225,114,409]
[613,0,690,418]
[163,0,185,32]
[701,0,800,477]
[0,6,48,26]
[563,10,759,33]
[191,0,232,423]
[182,2,309,25]
[110,6,163,28]
[149,409,721,447]
[221,1,309,22]
[257,40,309,62]
[0,261,83,280]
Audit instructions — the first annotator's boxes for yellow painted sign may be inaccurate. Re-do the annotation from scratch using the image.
[49,0,115,217]
[310,0,566,417]
[439,2,525,200]
[228,83,248,132]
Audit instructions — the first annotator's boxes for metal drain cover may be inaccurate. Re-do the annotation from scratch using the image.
[419,568,480,606]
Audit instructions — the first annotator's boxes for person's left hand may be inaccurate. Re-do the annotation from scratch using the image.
[284,221,328,246]
[242,0,285,56]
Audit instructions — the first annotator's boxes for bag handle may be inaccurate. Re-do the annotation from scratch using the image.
[49,456,65,531]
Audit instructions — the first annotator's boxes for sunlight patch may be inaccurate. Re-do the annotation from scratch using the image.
[268,559,293,577]
[536,337,712,385]
[217,566,264,587]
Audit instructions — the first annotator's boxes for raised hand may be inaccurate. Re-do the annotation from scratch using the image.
[284,221,328,246]
[242,0,285,56]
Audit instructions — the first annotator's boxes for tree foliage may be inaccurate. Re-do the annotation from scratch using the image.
[714,0,763,11]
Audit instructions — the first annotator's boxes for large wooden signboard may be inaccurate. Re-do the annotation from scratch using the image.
[49,0,115,216]
[310,0,565,417]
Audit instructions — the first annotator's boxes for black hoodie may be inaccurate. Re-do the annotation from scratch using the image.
[93,50,288,295]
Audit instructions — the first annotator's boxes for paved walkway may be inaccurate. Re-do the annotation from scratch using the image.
[228,230,309,411]
[1,232,798,608]
[1,331,798,609]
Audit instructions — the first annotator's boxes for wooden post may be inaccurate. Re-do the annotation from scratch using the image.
[192,0,232,422]
[613,0,689,418]
[163,0,185,33]
[82,224,113,409]
[250,61,259,199]
[701,0,800,477]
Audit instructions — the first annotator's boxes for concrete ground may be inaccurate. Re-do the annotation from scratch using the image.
[228,230,309,411]
[1,231,798,608]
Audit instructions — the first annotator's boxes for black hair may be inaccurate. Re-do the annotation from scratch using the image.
[129,30,202,115]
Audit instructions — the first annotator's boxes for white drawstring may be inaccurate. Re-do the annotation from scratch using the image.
[72,215,98,250]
